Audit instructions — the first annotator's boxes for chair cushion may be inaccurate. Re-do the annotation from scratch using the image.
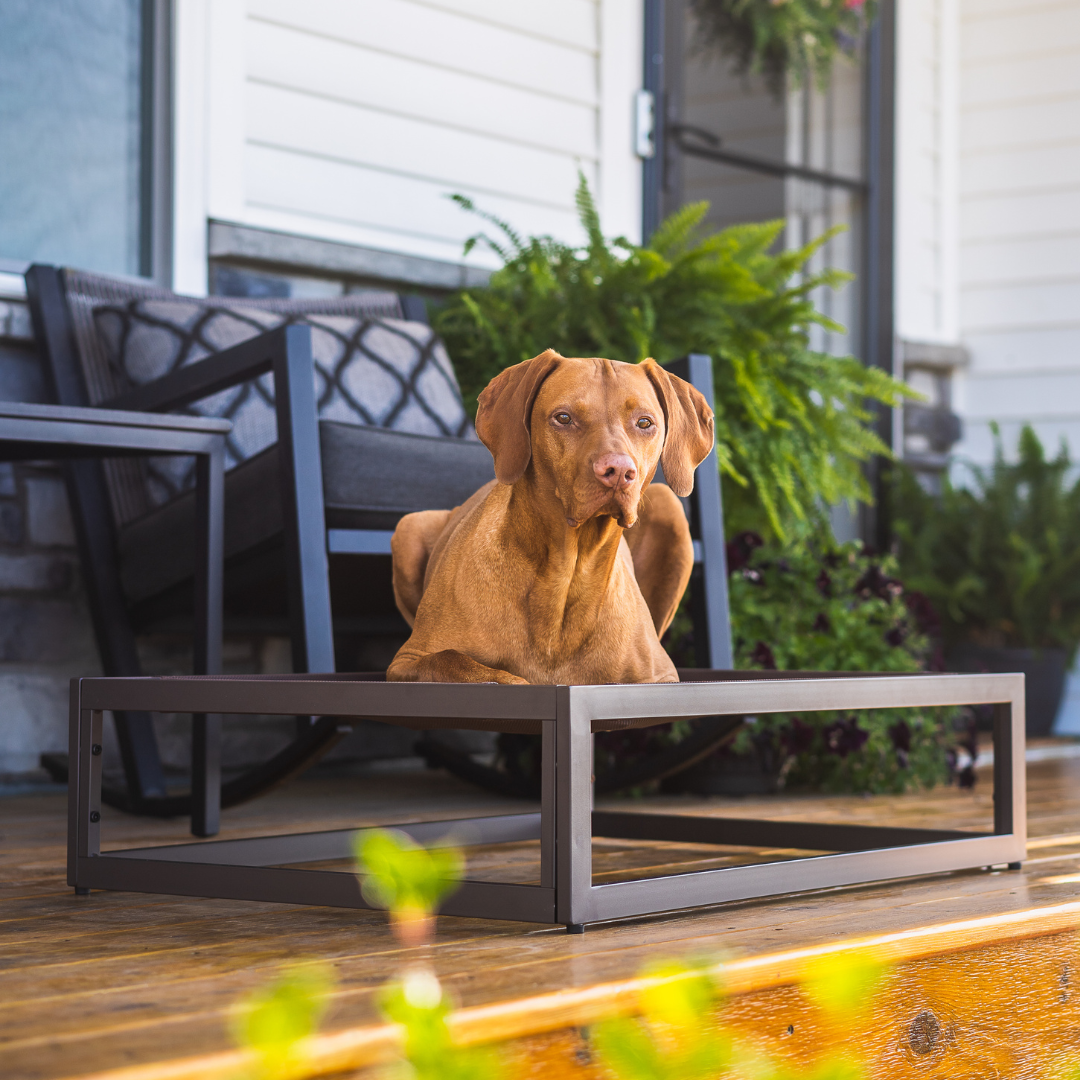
[320,422,496,529]
[91,297,474,514]
[118,424,496,603]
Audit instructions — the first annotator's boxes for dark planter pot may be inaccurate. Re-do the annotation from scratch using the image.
[661,744,782,796]
[948,644,1068,738]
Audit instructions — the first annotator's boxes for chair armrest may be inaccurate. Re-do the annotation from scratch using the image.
[100,324,302,413]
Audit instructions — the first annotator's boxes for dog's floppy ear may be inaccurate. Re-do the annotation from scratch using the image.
[475,349,564,484]
[641,358,715,497]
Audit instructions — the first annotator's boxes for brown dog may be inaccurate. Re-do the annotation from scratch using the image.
[386,350,715,685]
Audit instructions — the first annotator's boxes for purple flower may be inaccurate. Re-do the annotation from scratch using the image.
[822,716,869,758]
[750,641,777,670]
[904,590,941,637]
[855,565,903,602]
[726,531,764,574]
[889,720,911,752]
[781,717,816,755]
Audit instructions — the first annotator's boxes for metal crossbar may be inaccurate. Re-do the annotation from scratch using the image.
[69,672,1025,931]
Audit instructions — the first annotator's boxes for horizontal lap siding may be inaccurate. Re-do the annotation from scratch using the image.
[954,0,1080,465]
[895,0,956,343]
[244,144,584,259]
[241,0,602,266]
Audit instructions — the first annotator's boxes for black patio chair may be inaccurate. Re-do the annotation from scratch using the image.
[26,264,735,824]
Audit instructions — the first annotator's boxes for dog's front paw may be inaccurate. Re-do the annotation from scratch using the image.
[490,670,529,686]
[393,648,530,685]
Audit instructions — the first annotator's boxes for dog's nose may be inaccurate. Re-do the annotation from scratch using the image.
[594,453,637,490]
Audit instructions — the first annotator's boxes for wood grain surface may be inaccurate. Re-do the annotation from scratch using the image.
[4,746,1080,1079]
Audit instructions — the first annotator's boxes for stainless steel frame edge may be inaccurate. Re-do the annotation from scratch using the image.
[66,677,82,886]
[73,857,555,923]
[587,834,1025,923]
[71,690,103,892]
[575,673,1026,725]
[556,685,594,925]
[995,684,1027,848]
[76,678,560,728]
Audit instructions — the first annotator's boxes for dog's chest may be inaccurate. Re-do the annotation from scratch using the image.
[503,557,673,684]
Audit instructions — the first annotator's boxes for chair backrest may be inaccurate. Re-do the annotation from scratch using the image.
[28,266,473,526]
[27,265,732,673]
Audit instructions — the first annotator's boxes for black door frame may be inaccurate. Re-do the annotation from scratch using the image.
[642,0,897,540]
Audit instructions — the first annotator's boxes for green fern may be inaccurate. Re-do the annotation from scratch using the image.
[435,175,913,540]
[893,424,1080,660]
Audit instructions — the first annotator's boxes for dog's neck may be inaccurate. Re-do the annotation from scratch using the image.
[501,473,630,654]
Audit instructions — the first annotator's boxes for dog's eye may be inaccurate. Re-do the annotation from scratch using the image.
[554,412,572,425]
[636,417,654,429]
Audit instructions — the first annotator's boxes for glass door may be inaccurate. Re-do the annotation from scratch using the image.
[654,0,895,541]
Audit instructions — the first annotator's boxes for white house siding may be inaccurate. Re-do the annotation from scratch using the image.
[174,0,643,293]
[952,0,1080,465]
[895,0,960,346]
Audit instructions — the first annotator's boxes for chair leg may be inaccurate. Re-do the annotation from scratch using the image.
[29,267,169,802]
[272,325,335,676]
[662,354,733,670]
[63,459,169,800]
[191,449,225,837]
[684,354,733,670]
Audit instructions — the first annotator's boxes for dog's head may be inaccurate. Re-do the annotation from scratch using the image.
[475,350,714,529]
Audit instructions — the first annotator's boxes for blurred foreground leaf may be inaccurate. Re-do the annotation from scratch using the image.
[800,950,885,1020]
[379,966,500,1080]
[593,960,732,1080]
[232,963,334,1080]
[356,829,464,945]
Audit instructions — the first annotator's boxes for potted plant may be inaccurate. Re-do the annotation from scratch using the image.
[893,425,1080,736]
[689,0,877,99]
[663,534,969,795]
[429,179,923,796]
[436,176,911,543]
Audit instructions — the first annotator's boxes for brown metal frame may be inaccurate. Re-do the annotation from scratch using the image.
[69,671,1025,930]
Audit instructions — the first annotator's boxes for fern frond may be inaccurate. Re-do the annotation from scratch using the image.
[434,176,911,540]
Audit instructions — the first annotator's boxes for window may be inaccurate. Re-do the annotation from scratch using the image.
[0,0,168,278]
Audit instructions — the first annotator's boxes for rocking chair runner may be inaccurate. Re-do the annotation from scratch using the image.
[26,264,736,834]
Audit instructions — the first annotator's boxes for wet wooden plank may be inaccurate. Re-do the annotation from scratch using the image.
[1,751,1079,1079]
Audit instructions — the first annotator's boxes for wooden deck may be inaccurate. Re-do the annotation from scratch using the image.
[4,746,1080,1079]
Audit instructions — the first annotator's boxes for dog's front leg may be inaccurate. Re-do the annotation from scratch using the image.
[387,649,528,685]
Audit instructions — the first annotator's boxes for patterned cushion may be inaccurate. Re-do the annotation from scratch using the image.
[92,298,473,507]
[117,426,498,604]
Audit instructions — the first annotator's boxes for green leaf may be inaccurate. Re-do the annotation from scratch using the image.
[379,967,502,1080]
[232,963,334,1079]
[355,829,463,917]
[435,179,908,541]
[892,425,1080,659]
